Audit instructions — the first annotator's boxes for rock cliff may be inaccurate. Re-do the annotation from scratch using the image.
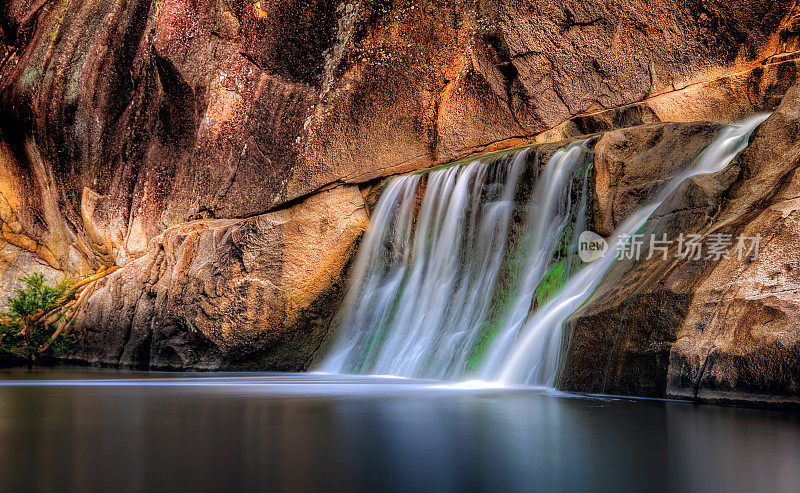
[562,87,800,405]
[1,0,799,399]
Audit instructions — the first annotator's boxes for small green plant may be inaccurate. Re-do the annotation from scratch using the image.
[180,314,197,334]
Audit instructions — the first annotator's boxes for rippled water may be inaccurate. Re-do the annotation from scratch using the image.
[0,370,798,493]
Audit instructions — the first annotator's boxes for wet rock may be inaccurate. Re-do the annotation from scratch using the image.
[592,122,723,236]
[561,121,733,397]
[667,83,800,405]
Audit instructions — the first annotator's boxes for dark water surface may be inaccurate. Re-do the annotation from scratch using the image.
[0,370,798,493]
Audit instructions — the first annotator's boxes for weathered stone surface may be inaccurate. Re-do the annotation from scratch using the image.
[1,0,797,274]
[299,0,798,190]
[535,54,800,143]
[592,122,723,236]
[560,122,735,397]
[669,199,800,405]
[666,83,800,405]
[561,83,800,405]
[74,185,368,369]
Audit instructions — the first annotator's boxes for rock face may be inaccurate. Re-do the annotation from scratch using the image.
[592,121,724,236]
[561,84,800,405]
[76,185,368,369]
[667,86,800,404]
[1,0,800,387]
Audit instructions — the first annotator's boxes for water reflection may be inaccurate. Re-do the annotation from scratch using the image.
[0,371,798,492]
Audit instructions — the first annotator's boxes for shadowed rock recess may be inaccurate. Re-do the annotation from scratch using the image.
[0,0,799,399]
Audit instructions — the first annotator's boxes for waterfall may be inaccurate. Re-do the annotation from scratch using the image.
[321,143,593,378]
[492,113,768,386]
[478,145,590,379]
[322,114,769,385]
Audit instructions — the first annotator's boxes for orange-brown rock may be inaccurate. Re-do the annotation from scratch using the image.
[561,83,800,405]
[75,185,368,369]
[592,122,723,236]
[1,0,796,271]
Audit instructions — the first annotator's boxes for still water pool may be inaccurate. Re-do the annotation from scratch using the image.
[0,369,798,492]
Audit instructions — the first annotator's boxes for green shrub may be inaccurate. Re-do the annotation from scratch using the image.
[0,273,75,359]
[9,273,72,318]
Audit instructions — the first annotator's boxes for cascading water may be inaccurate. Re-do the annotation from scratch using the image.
[322,143,593,378]
[322,114,769,386]
[479,144,590,379]
[492,113,769,386]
